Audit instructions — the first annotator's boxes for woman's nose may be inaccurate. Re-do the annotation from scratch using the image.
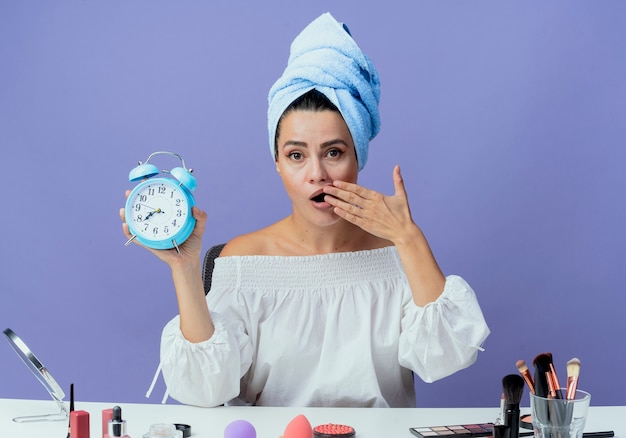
[308,157,328,182]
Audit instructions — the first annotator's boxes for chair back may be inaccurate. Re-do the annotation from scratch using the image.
[202,243,226,295]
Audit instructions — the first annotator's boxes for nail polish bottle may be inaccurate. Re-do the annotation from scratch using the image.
[108,406,130,438]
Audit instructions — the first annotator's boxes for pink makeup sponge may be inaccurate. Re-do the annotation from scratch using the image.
[282,414,313,438]
[224,419,256,438]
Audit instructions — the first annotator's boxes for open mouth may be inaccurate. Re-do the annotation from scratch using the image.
[311,193,326,203]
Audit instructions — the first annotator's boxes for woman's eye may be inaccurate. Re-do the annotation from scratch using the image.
[289,151,303,160]
[327,149,342,158]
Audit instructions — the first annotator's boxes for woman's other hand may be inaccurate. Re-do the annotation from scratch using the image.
[322,165,416,244]
[323,165,445,304]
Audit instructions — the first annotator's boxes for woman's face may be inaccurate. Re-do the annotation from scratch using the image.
[275,109,358,226]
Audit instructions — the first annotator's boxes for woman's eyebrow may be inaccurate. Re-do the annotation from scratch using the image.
[281,140,308,148]
[320,139,349,148]
[281,138,348,149]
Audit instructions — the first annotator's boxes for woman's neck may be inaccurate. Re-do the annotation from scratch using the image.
[276,214,385,255]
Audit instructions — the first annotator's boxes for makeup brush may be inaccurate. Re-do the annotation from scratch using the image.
[532,353,551,398]
[566,357,581,400]
[515,360,535,394]
[533,353,563,398]
[502,374,525,438]
[546,353,563,399]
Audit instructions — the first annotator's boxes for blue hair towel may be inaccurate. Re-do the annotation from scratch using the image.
[267,12,381,171]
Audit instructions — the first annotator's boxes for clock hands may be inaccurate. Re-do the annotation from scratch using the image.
[143,207,164,221]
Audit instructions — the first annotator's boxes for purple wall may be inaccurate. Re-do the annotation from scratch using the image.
[1,2,625,408]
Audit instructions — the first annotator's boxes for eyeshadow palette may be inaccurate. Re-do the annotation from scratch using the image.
[409,423,534,438]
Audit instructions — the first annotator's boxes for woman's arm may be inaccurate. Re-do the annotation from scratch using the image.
[399,275,490,382]
[121,198,252,406]
[120,200,215,341]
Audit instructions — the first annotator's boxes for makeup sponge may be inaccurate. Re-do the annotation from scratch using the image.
[224,419,256,438]
[282,414,313,438]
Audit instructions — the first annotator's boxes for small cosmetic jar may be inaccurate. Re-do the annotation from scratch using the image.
[520,414,533,430]
[142,423,184,438]
[313,423,356,437]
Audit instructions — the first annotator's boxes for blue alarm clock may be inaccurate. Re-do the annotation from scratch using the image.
[124,151,197,251]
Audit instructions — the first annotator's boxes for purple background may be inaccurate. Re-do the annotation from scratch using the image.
[1,2,625,408]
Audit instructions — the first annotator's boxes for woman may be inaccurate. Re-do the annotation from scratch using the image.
[121,13,489,408]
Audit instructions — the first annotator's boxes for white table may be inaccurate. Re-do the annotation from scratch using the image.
[0,398,621,438]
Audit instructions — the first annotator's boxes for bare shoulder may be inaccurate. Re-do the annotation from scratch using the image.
[219,221,285,256]
[219,233,266,256]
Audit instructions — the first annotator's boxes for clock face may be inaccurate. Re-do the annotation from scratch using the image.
[125,178,195,249]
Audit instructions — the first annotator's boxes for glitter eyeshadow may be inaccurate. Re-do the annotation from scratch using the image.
[313,423,356,438]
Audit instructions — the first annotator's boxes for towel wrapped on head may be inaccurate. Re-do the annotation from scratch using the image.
[267,12,381,171]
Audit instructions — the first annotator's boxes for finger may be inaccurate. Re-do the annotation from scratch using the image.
[191,206,208,236]
[393,165,408,198]
[323,184,367,212]
[121,221,132,239]
[121,190,131,221]
[330,180,372,199]
[192,206,207,220]
[324,184,372,208]
[326,195,364,218]
[332,204,366,228]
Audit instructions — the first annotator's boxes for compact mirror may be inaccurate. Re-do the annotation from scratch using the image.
[3,328,69,422]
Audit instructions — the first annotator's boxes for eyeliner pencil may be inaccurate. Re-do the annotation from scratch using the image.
[582,433,615,438]
[67,383,74,438]
[513,432,612,438]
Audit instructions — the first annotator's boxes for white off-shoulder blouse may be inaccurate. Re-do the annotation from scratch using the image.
[159,246,490,407]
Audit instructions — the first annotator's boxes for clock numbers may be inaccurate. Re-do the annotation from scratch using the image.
[128,181,190,239]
